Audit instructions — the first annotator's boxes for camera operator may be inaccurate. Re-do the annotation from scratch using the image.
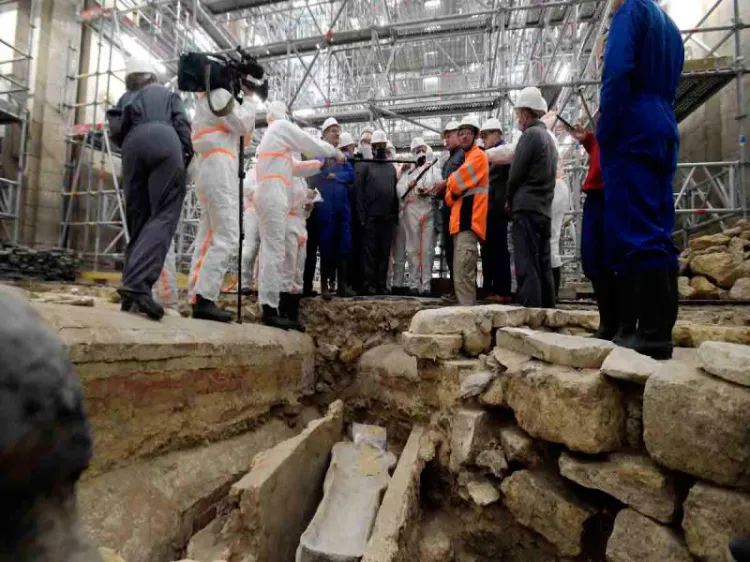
[188,80,256,323]
[108,58,193,322]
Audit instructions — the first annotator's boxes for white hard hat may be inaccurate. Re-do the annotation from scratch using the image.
[267,100,288,122]
[386,141,395,150]
[371,129,388,144]
[458,116,481,132]
[410,137,428,152]
[338,132,355,149]
[362,126,374,135]
[516,86,548,116]
[481,118,504,133]
[322,117,340,133]
[125,57,158,76]
[443,120,461,133]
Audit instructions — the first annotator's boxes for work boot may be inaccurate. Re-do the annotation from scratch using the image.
[337,263,357,298]
[729,536,750,562]
[612,272,638,345]
[260,304,297,330]
[118,288,164,321]
[278,292,291,318]
[240,286,253,297]
[591,275,619,341]
[286,294,306,332]
[321,278,333,301]
[623,269,676,360]
[192,294,232,323]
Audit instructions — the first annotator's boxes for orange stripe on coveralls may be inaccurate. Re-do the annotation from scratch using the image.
[257,174,291,186]
[203,148,236,159]
[190,229,214,303]
[191,125,231,141]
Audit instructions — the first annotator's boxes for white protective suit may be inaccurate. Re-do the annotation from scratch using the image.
[255,111,337,308]
[240,168,260,288]
[388,157,408,291]
[152,242,178,307]
[188,89,255,303]
[402,148,442,293]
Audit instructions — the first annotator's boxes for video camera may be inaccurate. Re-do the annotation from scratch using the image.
[178,47,269,115]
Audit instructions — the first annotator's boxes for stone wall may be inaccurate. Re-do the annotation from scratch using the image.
[363,304,750,561]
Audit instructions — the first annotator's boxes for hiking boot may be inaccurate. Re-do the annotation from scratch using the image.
[285,294,306,332]
[260,304,297,331]
[192,294,232,323]
[622,269,677,360]
[118,288,164,321]
[321,278,333,301]
[337,263,357,298]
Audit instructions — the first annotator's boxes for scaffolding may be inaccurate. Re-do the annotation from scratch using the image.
[39,0,748,274]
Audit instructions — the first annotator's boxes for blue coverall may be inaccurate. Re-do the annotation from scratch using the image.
[597,0,684,274]
[307,160,355,281]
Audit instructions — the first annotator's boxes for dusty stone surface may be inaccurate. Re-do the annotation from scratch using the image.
[362,426,430,562]
[677,276,697,299]
[690,275,721,298]
[673,320,750,346]
[466,475,501,506]
[690,233,731,251]
[402,332,463,360]
[690,252,743,288]
[409,306,493,335]
[80,418,300,562]
[498,424,543,467]
[682,482,750,562]
[623,387,645,450]
[505,361,625,454]
[460,371,495,399]
[600,347,661,385]
[297,441,396,562]
[99,548,127,562]
[496,328,615,369]
[449,409,488,472]
[483,304,535,328]
[606,509,692,562]
[34,302,315,475]
[476,447,509,478]
[233,401,344,562]
[350,423,388,450]
[698,341,750,387]
[462,329,493,356]
[559,452,678,523]
[500,470,596,557]
[479,377,509,407]
[418,529,452,562]
[730,277,750,299]
[643,361,750,489]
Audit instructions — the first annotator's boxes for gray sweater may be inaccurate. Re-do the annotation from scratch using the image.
[506,120,558,219]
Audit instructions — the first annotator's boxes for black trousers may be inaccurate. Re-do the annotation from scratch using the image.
[361,215,393,293]
[481,215,511,296]
[121,123,186,296]
[303,208,321,294]
[441,203,454,278]
[512,211,556,308]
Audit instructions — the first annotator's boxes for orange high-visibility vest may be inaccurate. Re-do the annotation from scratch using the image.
[445,144,490,241]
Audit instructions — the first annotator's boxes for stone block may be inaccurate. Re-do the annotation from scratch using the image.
[481,304,533,328]
[730,277,750,300]
[462,329,493,357]
[234,401,344,562]
[466,475,501,506]
[449,409,488,472]
[496,327,615,369]
[643,361,750,489]
[673,321,750,346]
[690,233,731,251]
[350,423,388,450]
[606,509,693,562]
[297,441,397,562]
[682,482,750,562]
[362,426,429,562]
[409,307,493,336]
[559,452,678,523]
[460,371,495,399]
[690,275,721,298]
[402,332,463,360]
[690,252,743,288]
[678,276,696,299]
[600,347,661,385]
[698,341,750,387]
[476,447,509,478]
[505,362,625,454]
[500,470,596,557]
[498,424,543,467]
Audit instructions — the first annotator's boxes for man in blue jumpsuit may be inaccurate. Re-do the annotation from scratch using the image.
[597,0,684,359]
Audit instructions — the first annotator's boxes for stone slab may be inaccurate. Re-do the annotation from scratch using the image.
[606,509,693,562]
[449,409,489,472]
[402,332,463,360]
[233,401,344,562]
[601,347,661,385]
[34,302,315,475]
[466,475,500,506]
[408,307,493,335]
[505,362,625,454]
[559,452,678,523]
[500,470,596,557]
[698,341,750,387]
[460,371,495,399]
[643,361,750,489]
[498,424,543,467]
[673,321,750,347]
[682,482,750,562]
[496,327,615,369]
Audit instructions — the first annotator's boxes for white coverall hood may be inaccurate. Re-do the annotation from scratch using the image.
[267,100,288,122]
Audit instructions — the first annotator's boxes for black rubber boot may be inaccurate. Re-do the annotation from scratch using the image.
[626,269,676,360]
[192,294,232,323]
[337,263,357,298]
[612,272,638,346]
[261,304,297,330]
[591,275,618,340]
[729,536,750,562]
[118,288,164,321]
[321,278,333,301]
[278,292,291,318]
[286,294,306,332]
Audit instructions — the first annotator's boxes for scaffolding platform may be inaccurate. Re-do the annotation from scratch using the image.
[0,97,24,125]
[676,58,737,123]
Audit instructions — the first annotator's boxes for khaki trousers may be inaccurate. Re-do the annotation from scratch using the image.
[453,230,479,306]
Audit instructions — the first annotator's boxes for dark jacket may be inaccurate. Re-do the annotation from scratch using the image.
[354,159,398,222]
[506,120,557,219]
[488,156,511,221]
[110,83,193,165]
[442,147,465,180]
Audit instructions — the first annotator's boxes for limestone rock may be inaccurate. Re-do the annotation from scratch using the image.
[500,470,596,557]
[496,328,615,369]
[482,304,533,328]
[606,509,692,562]
[491,347,533,372]
[690,275,721,299]
[600,347,660,385]
[724,226,743,237]
[698,341,750,387]
[505,362,625,454]
[677,276,696,299]
[339,339,366,363]
[350,423,388,450]
[679,255,691,276]
[673,321,750,346]
[729,236,750,257]
[498,424,543,467]
[690,233,731,251]
[476,447,509,478]
[463,329,493,357]
[409,307,492,336]
[478,377,508,407]
[566,310,601,331]
[730,277,750,300]
[419,530,452,562]
[682,482,750,562]
[466,475,501,506]
[297,441,397,562]
[559,452,678,523]
[99,548,127,562]
[643,361,750,489]
[690,252,742,288]
[460,371,495,399]
[449,409,488,472]
[693,245,731,256]
[402,332,463,360]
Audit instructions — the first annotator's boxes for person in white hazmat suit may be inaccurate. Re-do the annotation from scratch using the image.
[240,167,260,294]
[388,144,409,294]
[255,100,346,330]
[188,87,255,323]
[402,137,442,296]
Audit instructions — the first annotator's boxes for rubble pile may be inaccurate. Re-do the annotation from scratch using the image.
[679,218,750,300]
[0,242,79,282]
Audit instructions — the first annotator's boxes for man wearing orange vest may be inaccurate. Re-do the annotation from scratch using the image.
[436,116,489,305]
